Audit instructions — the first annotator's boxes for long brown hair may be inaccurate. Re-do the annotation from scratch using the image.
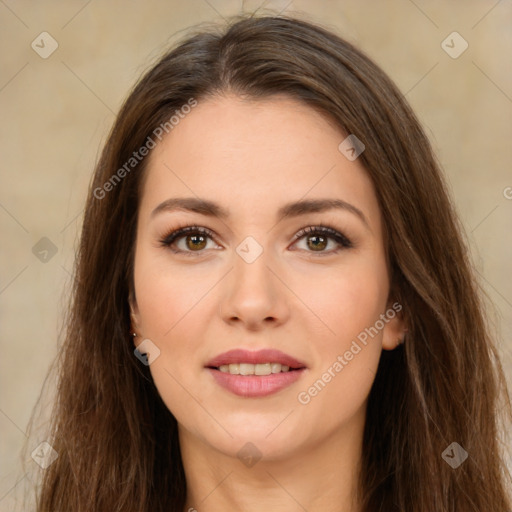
[23,13,511,511]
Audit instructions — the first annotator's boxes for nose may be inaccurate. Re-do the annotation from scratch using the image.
[218,246,290,331]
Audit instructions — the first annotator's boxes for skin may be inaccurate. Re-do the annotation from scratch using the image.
[129,93,406,512]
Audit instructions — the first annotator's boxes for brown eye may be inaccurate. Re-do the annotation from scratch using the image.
[185,234,207,251]
[160,226,218,256]
[306,234,328,251]
[293,225,353,255]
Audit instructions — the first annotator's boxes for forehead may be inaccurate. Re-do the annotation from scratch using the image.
[139,93,381,231]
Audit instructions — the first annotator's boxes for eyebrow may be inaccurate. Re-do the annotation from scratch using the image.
[150,197,369,228]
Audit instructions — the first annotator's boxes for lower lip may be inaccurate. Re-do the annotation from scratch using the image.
[206,368,306,397]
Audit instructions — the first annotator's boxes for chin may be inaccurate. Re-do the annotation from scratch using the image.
[215,434,299,463]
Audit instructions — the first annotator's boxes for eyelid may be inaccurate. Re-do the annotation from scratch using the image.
[292,224,353,249]
[160,225,219,252]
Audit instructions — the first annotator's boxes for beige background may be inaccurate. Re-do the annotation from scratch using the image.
[1,0,511,509]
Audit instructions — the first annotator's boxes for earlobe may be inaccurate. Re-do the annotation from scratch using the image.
[381,308,408,351]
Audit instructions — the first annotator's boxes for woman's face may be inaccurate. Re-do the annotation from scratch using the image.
[130,93,405,460]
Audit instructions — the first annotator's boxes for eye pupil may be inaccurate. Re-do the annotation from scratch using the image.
[307,235,327,251]
[187,234,207,250]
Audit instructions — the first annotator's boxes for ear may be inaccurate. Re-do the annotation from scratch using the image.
[128,291,141,346]
[381,300,407,351]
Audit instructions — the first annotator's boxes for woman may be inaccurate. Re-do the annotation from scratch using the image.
[24,13,511,512]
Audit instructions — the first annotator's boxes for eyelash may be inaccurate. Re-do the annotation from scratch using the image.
[159,223,353,257]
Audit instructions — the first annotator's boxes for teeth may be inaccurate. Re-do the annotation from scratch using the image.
[255,363,271,376]
[217,363,292,375]
[270,362,281,373]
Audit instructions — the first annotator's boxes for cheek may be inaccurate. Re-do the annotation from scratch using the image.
[293,256,389,356]
[292,257,388,419]
[132,251,210,392]
[133,260,208,420]
[134,247,210,340]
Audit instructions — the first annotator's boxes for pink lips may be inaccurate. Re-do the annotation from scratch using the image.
[205,348,306,369]
[205,349,307,398]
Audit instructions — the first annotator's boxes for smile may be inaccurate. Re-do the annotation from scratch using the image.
[217,362,294,375]
[205,348,307,397]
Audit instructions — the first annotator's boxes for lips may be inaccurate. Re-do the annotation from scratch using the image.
[205,348,307,370]
[205,348,307,397]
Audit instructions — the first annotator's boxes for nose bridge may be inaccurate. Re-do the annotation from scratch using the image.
[220,234,288,326]
[232,237,275,301]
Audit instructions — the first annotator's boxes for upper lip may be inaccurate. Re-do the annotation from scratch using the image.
[205,349,307,369]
